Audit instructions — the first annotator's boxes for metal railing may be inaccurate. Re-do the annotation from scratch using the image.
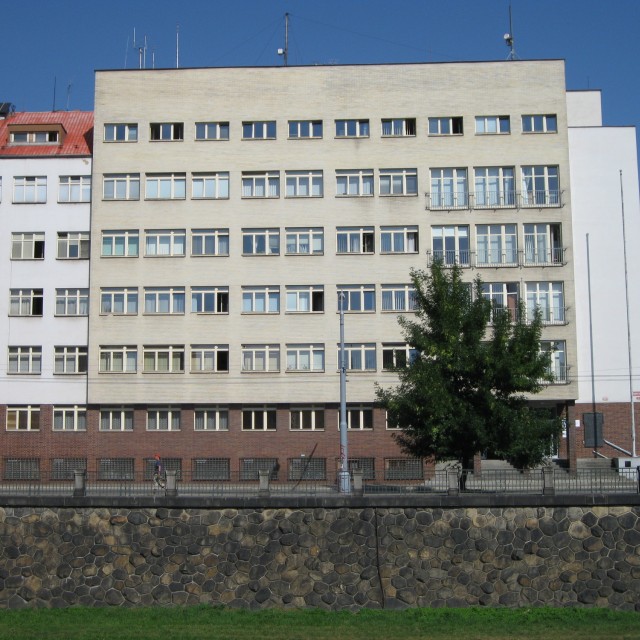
[425,190,563,210]
[426,249,566,269]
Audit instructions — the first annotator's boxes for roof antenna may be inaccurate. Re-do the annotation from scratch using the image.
[176,23,180,69]
[133,28,147,69]
[66,82,72,111]
[503,4,518,60]
[277,12,289,66]
[52,76,57,112]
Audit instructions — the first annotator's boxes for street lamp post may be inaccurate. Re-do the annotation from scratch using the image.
[338,292,351,494]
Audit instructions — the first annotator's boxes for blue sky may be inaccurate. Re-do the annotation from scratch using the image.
[2,0,639,142]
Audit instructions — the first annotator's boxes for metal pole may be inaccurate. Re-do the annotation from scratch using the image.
[586,233,598,456]
[338,292,350,493]
[619,170,637,457]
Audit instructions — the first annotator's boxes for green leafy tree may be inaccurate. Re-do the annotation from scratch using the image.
[376,261,561,471]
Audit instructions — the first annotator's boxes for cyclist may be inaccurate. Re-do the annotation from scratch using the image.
[152,454,166,490]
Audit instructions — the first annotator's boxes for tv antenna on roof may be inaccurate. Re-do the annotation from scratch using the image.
[133,28,148,69]
[277,12,289,66]
[503,4,518,60]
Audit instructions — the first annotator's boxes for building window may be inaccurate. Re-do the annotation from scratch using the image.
[240,457,279,480]
[526,282,565,324]
[380,226,418,254]
[6,407,40,431]
[341,344,377,371]
[285,170,323,197]
[522,114,557,133]
[286,344,324,371]
[13,176,47,203]
[338,285,375,312]
[51,458,87,480]
[379,168,417,196]
[192,172,229,199]
[100,408,134,431]
[540,340,567,383]
[103,174,140,200]
[58,176,91,202]
[53,406,87,431]
[474,167,515,208]
[8,347,41,374]
[429,168,468,209]
[289,457,326,481]
[143,287,185,314]
[194,408,229,431]
[191,287,229,314]
[4,458,40,480]
[104,123,138,142]
[345,406,374,429]
[147,408,181,430]
[195,121,229,140]
[523,223,563,265]
[145,173,186,199]
[336,227,374,254]
[11,232,45,260]
[431,225,470,266]
[285,228,323,255]
[381,118,416,137]
[242,121,276,139]
[242,287,280,314]
[521,166,560,206]
[193,458,231,480]
[241,345,280,372]
[9,289,43,316]
[54,346,88,374]
[56,288,88,316]
[241,171,280,198]
[101,230,139,257]
[242,407,277,430]
[336,169,374,196]
[286,285,324,313]
[385,458,423,480]
[100,288,138,315]
[57,232,89,259]
[191,345,229,373]
[143,346,185,373]
[191,229,229,256]
[476,224,517,266]
[290,407,325,430]
[98,458,134,480]
[99,346,137,373]
[428,116,463,135]
[145,229,186,256]
[10,130,58,144]
[475,116,510,134]
[382,343,418,370]
[347,457,375,479]
[481,282,519,322]
[242,228,280,255]
[381,285,416,312]
[150,122,184,141]
[335,119,369,138]
[288,120,322,138]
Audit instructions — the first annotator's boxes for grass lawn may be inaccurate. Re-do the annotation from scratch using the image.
[0,606,638,640]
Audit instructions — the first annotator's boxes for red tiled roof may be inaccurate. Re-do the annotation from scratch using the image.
[0,111,93,157]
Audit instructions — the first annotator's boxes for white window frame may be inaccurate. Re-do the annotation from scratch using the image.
[99,346,137,373]
[241,345,280,372]
[53,406,87,431]
[428,116,463,135]
[191,172,229,199]
[286,344,324,372]
[285,170,323,197]
[194,407,229,430]
[191,287,229,314]
[241,171,280,198]
[338,285,376,313]
[345,406,374,429]
[9,288,43,316]
[336,169,374,196]
[335,119,370,138]
[336,227,374,254]
[381,285,417,312]
[341,344,377,372]
[195,121,229,140]
[100,408,134,431]
[522,114,557,133]
[143,287,185,314]
[57,232,89,259]
[288,120,322,139]
[11,232,45,260]
[101,230,139,257]
[58,175,91,203]
[290,407,325,430]
[526,282,565,325]
[476,224,518,266]
[11,130,58,144]
[6,406,40,431]
[55,288,88,316]
[150,122,184,141]
[285,227,323,255]
[143,345,185,373]
[100,288,138,315]
[475,116,510,134]
[521,166,560,206]
[190,345,229,373]
[104,123,138,142]
[8,346,42,374]
[380,226,418,254]
[242,407,277,430]
[147,408,181,430]
[379,168,417,196]
[145,173,186,200]
[242,228,280,255]
[242,121,276,139]
[13,176,47,203]
[481,282,519,322]
[145,229,186,256]
[103,174,140,200]
[474,166,516,208]
[191,229,229,256]
[242,287,280,314]
[381,118,416,137]
[523,223,563,266]
[540,340,567,383]
[429,168,468,209]
[285,285,324,313]
[382,343,418,370]
[431,225,471,266]
[54,346,88,374]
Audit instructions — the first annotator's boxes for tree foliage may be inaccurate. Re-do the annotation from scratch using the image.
[376,261,561,469]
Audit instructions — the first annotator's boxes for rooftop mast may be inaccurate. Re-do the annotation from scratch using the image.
[277,13,289,66]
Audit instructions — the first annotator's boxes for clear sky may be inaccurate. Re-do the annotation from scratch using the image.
[2,0,639,142]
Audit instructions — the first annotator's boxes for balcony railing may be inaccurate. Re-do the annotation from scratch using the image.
[526,306,567,325]
[425,191,563,211]
[426,249,566,269]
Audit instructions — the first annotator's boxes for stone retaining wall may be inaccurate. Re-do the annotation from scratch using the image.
[1,504,639,610]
